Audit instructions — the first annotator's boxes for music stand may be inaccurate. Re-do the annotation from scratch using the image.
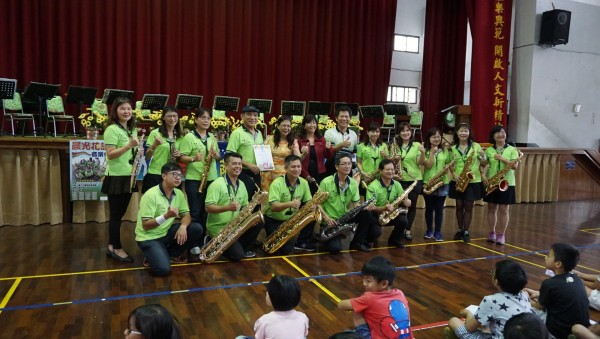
[22,82,61,135]
[384,103,409,116]
[66,85,98,116]
[175,94,203,111]
[334,102,359,117]
[281,101,306,116]
[307,101,332,116]
[359,105,384,119]
[247,99,272,114]
[101,88,134,105]
[213,95,240,112]
[0,79,17,135]
[141,94,169,111]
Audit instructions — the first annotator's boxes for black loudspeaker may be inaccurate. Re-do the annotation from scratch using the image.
[539,9,571,46]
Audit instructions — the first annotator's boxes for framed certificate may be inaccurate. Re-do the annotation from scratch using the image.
[253,144,275,171]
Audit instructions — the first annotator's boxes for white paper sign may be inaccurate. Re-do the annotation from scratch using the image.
[254,144,275,171]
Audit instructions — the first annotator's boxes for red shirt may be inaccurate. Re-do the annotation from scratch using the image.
[350,289,414,339]
[297,135,331,179]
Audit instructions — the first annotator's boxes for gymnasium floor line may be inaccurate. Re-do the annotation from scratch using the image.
[3,243,598,313]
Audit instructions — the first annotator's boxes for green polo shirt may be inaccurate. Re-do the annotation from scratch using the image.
[392,142,423,180]
[135,185,190,241]
[179,131,219,181]
[451,142,483,183]
[319,174,360,220]
[104,124,138,176]
[146,129,185,175]
[226,125,263,167]
[366,178,405,207]
[265,175,312,221]
[484,145,519,186]
[423,149,453,185]
[205,176,249,237]
[357,142,389,173]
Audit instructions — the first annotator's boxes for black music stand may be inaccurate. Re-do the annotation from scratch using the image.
[22,82,61,136]
[66,85,97,116]
[0,78,17,135]
[359,105,384,119]
[307,101,332,117]
[141,94,169,111]
[334,102,359,117]
[384,103,409,116]
[281,101,306,116]
[213,95,240,112]
[247,99,272,114]
[101,88,134,105]
[175,94,203,111]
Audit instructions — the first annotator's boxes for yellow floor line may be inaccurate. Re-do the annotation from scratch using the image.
[0,278,22,315]
[282,257,341,303]
[502,243,547,257]
[580,228,600,231]
[468,243,545,269]
[580,230,600,235]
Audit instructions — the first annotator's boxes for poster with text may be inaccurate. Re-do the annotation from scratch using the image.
[70,140,107,201]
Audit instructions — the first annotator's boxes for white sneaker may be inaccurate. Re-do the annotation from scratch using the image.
[190,246,201,255]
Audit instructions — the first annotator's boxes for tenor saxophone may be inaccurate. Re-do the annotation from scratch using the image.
[423,159,455,195]
[378,180,417,225]
[198,139,217,193]
[130,129,146,193]
[484,150,523,195]
[262,191,329,254]
[316,196,375,242]
[198,190,268,263]
[455,151,474,193]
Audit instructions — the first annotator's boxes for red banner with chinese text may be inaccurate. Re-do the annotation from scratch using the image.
[468,0,512,141]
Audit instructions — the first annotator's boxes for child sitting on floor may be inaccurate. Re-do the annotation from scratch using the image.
[572,270,600,311]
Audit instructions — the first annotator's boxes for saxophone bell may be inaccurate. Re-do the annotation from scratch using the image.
[498,179,509,192]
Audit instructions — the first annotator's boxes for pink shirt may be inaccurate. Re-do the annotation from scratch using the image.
[350,289,414,339]
[254,309,309,339]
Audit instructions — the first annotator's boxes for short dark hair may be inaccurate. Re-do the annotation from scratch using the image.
[494,260,528,294]
[551,243,580,272]
[503,312,549,339]
[361,256,395,286]
[378,158,395,170]
[161,162,183,174]
[224,151,243,164]
[300,114,322,138]
[362,121,382,146]
[335,153,352,166]
[128,304,182,339]
[108,97,135,130]
[284,154,301,168]
[267,275,301,311]
[488,125,507,145]
[453,123,474,144]
[335,105,352,117]
[424,127,442,150]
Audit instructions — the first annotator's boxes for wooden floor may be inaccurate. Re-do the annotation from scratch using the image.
[0,200,599,338]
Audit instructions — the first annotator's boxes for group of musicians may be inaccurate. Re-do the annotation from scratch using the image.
[102,98,521,276]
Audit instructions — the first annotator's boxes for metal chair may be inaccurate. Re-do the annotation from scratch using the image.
[409,110,424,142]
[1,92,36,136]
[46,96,76,137]
[380,111,396,143]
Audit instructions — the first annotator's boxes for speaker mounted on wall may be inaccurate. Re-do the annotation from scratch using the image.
[539,9,571,46]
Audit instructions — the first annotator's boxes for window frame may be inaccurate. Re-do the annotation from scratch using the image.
[393,34,420,54]
[387,86,418,104]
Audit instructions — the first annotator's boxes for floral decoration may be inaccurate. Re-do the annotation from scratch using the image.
[179,112,197,132]
[79,108,108,129]
[134,109,163,129]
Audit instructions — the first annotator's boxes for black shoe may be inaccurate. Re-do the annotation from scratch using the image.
[294,242,316,252]
[350,242,372,252]
[462,232,471,243]
[453,230,463,240]
[387,240,405,248]
[108,250,134,263]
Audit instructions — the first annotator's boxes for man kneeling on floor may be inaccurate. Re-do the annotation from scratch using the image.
[135,162,203,276]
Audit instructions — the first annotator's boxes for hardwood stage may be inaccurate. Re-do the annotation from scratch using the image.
[0,200,599,338]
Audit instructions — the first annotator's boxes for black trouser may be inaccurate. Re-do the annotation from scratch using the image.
[240,168,262,197]
[322,215,359,254]
[358,210,408,243]
[222,222,264,262]
[264,216,295,255]
[401,180,422,231]
[107,193,133,249]
[351,211,382,245]
[424,195,446,233]
[185,179,212,227]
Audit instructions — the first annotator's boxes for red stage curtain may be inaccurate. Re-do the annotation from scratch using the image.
[0,0,396,115]
[420,0,468,135]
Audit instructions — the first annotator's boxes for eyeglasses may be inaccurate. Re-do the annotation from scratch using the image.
[125,328,142,335]
[164,114,179,119]
[168,171,183,179]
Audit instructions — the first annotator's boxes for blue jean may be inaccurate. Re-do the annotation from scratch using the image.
[424,195,446,233]
[137,222,204,276]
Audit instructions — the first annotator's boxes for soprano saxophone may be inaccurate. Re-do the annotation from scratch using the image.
[316,196,375,242]
[423,159,455,195]
[198,139,217,193]
[484,149,523,195]
[262,191,329,254]
[198,189,268,263]
[129,129,146,192]
[378,180,417,225]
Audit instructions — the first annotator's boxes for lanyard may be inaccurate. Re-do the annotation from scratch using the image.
[378,177,394,201]
[159,183,176,206]
[494,144,509,171]
[456,143,472,161]
[242,125,259,142]
[115,123,136,160]
[284,175,299,215]
[193,130,209,153]
[225,175,239,201]
[334,173,350,202]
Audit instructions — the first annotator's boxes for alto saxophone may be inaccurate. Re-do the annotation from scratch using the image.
[378,180,417,225]
[262,191,329,254]
[455,151,474,193]
[389,142,403,180]
[423,159,455,195]
[198,190,268,263]
[484,150,523,195]
[198,139,217,193]
[316,196,376,242]
[130,129,146,193]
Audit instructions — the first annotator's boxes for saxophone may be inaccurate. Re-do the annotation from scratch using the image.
[423,159,455,195]
[361,170,379,189]
[378,180,417,225]
[455,150,474,193]
[130,129,146,193]
[484,149,523,195]
[198,139,217,193]
[199,190,269,263]
[316,196,375,242]
[262,191,329,254]
[389,142,403,180]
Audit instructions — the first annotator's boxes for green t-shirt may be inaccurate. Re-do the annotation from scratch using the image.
[392,142,423,180]
[179,131,220,181]
[265,175,312,221]
[423,149,453,185]
[484,145,519,186]
[135,185,190,241]
[319,174,360,219]
[226,125,263,167]
[146,129,185,175]
[450,142,483,183]
[205,176,249,237]
[357,142,389,174]
[104,124,138,176]
[366,179,405,207]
